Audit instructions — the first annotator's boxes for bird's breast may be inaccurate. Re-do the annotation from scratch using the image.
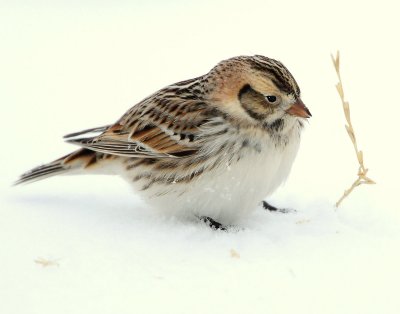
[127,125,302,224]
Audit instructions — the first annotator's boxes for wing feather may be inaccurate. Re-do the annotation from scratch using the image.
[64,84,217,158]
[63,125,111,141]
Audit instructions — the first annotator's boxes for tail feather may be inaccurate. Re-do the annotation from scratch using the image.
[14,148,106,185]
[14,161,68,185]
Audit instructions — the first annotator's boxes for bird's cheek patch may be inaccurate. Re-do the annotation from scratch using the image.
[238,85,274,121]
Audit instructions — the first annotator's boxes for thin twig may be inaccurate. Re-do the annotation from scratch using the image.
[331,51,375,208]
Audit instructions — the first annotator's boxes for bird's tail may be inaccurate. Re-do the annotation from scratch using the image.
[14,148,110,185]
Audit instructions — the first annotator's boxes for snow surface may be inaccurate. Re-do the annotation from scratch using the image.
[1,1,400,314]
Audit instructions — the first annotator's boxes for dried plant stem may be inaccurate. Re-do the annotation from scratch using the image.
[34,257,60,267]
[331,51,375,208]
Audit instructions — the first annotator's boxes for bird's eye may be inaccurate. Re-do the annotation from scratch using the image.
[266,95,277,103]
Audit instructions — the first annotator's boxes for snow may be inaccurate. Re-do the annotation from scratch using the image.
[2,181,400,314]
[1,1,400,313]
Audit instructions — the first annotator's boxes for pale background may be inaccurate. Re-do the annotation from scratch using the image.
[1,1,399,313]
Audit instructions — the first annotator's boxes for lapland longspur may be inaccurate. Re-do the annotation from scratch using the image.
[16,55,311,227]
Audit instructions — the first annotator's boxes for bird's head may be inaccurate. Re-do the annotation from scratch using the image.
[206,55,311,130]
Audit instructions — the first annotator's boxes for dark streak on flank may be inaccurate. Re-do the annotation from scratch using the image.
[170,149,198,157]
[125,158,156,170]
[140,165,206,191]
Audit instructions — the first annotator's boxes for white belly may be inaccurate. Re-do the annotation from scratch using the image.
[135,134,300,224]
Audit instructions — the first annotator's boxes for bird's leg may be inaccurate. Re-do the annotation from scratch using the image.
[200,216,227,231]
[262,201,294,213]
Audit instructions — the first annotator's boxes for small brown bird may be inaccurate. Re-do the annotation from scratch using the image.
[16,55,311,228]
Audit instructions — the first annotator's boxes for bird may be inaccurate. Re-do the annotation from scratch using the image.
[15,55,311,229]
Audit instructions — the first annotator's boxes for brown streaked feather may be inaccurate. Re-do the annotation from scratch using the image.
[14,148,106,185]
[131,124,161,142]
[64,91,215,158]
[148,133,173,147]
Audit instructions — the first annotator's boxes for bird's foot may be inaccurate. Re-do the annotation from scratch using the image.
[262,201,295,214]
[200,216,228,231]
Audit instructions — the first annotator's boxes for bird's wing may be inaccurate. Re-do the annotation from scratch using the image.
[64,90,217,158]
[64,125,111,140]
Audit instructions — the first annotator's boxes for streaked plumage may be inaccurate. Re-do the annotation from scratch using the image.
[16,55,311,225]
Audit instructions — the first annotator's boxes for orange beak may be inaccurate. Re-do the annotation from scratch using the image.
[286,99,311,118]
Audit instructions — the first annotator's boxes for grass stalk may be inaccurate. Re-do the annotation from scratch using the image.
[331,51,375,208]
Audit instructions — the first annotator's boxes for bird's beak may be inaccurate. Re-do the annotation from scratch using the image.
[286,99,312,118]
